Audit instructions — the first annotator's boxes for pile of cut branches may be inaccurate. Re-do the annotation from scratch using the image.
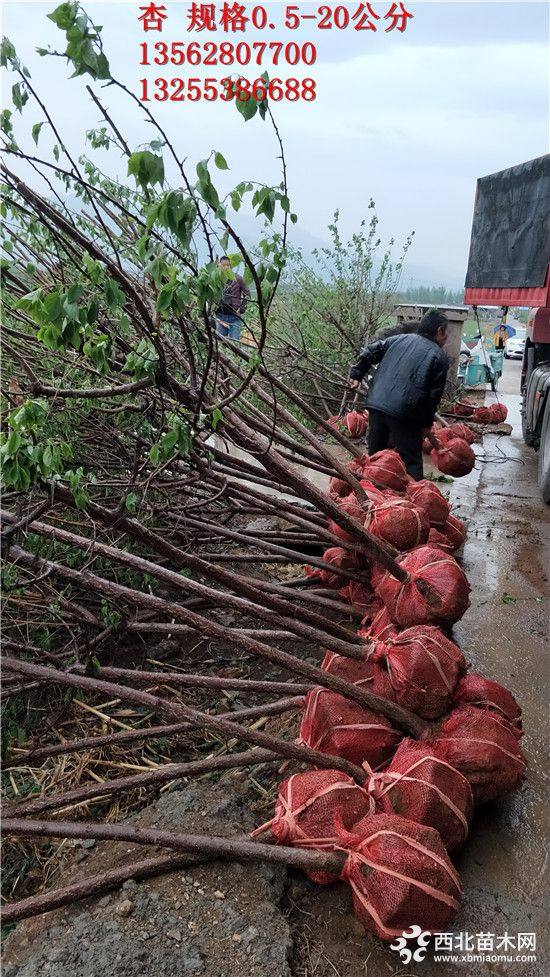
[0,1,412,924]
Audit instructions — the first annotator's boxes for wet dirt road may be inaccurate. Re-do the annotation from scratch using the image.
[292,359,550,977]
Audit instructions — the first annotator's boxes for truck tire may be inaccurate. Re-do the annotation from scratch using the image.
[538,399,550,503]
[522,347,536,445]
[522,412,535,446]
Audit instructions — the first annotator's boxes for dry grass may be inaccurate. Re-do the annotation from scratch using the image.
[1,652,303,904]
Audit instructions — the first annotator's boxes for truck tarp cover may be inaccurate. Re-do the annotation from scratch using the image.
[465,154,550,288]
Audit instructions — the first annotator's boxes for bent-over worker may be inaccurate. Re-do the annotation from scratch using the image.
[348,309,450,480]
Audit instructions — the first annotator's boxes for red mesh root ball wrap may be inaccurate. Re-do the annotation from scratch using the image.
[453,674,522,728]
[322,650,396,702]
[406,479,450,527]
[252,769,375,884]
[450,400,475,417]
[430,706,527,804]
[361,489,429,552]
[423,422,442,454]
[472,403,508,425]
[365,604,398,641]
[489,402,508,423]
[443,514,466,549]
[369,739,474,850]
[299,688,402,770]
[372,625,467,720]
[471,405,493,424]
[344,410,369,438]
[445,422,476,445]
[339,580,376,613]
[339,813,462,940]
[431,438,475,477]
[327,493,365,543]
[329,476,352,498]
[360,449,409,491]
[372,545,471,628]
[357,600,397,642]
[305,546,366,589]
[428,515,466,554]
[348,454,368,473]
[428,526,454,554]
[434,424,475,448]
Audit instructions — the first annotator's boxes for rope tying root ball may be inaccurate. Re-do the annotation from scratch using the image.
[338,813,462,940]
[372,545,471,628]
[406,479,450,527]
[369,739,474,851]
[430,706,526,804]
[251,769,375,883]
[358,480,429,551]
[371,625,467,719]
[299,688,402,769]
[430,437,476,477]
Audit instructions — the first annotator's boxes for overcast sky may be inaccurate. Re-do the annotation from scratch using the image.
[3,1,549,287]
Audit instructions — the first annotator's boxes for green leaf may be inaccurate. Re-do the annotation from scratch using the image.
[95,52,110,80]
[196,159,220,210]
[31,122,43,145]
[235,97,257,122]
[127,150,165,191]
[501,592,517,605]
[47,2,78,30]
[1,37,16,67]
[12,82,28,113]
[214,151,229,171]
[0,109,13,135]
[211,406,223,430]
[125,492,138,513]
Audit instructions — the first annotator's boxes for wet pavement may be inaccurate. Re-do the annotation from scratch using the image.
[442,361,549,975]
[291,360,550,976]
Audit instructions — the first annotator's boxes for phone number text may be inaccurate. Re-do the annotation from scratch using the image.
[139,76,317,102]
[140,40,317,67]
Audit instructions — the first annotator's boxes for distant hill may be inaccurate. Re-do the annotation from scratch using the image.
[63,191,464,292]
[228,214,464,291]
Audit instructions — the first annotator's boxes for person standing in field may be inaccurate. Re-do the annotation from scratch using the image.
[348,310,450,480]
[215,256,250,341]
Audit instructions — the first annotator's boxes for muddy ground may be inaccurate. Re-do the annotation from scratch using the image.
[4,360,549,976]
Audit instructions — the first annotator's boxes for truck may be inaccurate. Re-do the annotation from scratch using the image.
[464,154,550,502]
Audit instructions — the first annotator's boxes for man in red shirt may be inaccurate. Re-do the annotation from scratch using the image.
[215,256,250,341]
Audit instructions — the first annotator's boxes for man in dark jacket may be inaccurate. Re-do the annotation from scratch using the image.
[216,256,250,341]
[348,310,449,479]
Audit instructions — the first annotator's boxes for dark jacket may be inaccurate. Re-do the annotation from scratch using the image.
[349,333,449,427]
[218,274,249,316]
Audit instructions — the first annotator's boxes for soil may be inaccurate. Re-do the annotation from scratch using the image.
[2,781,292,977]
